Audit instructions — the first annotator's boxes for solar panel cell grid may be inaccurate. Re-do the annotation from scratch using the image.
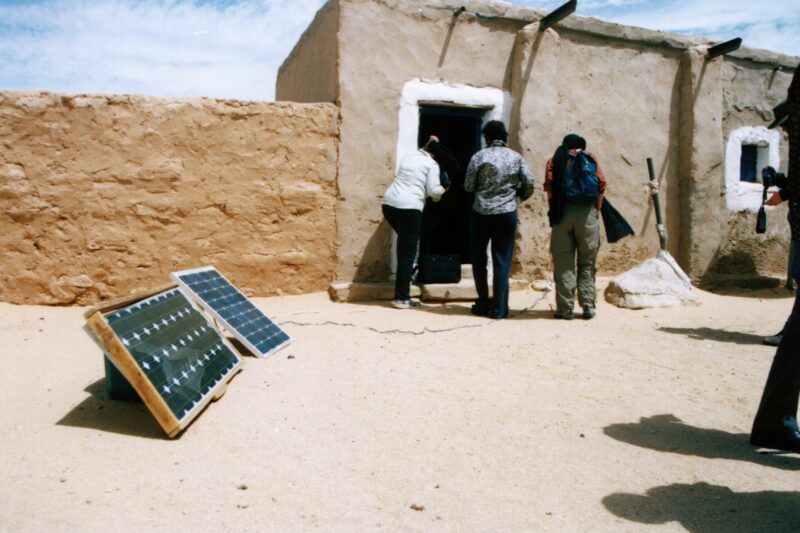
[173,267,291,358]
[105,288,240,421]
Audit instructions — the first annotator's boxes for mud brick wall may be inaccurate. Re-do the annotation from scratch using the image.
[0,91,339,305]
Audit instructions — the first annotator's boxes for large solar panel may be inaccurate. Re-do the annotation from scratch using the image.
[85,286,243,437]
[172,266,292,358]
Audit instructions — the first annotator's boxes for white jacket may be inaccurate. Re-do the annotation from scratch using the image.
[381,149,444,211]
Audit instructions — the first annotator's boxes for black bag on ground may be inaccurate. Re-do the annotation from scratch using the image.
[417,253,461,284]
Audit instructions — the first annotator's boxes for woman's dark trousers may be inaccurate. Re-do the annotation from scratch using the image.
[470,210,517,317]
[752,240,800,434]
[382,204,422,301]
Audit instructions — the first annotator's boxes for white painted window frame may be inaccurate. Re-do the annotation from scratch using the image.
[724,126,781,212]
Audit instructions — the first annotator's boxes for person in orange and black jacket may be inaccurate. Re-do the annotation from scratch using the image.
[544,134,606,320]
[751,67,800,453]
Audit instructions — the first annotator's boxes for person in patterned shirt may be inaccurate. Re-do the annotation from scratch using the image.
[751,67,800,453]
[464,120,535,319]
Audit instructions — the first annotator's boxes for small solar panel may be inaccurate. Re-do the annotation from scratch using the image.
[86,286,243,436]
[172,266,292,358]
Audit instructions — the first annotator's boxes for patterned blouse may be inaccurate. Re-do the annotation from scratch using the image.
[464,141,535,215]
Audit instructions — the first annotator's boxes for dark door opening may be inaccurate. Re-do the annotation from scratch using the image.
[418,105,485,264]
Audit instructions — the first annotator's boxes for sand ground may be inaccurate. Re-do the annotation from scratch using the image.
[1,281,799,532]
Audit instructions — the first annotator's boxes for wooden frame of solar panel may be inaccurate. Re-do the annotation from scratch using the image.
[84,283,243,438]
[171,266,292,359]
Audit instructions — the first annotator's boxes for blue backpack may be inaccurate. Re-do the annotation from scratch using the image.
[564,151,600,204]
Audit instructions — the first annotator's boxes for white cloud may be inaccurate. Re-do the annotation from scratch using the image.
[611,0,800,56]
[0,0,325,100]
[509,0,800,56]
[0,0,796,102]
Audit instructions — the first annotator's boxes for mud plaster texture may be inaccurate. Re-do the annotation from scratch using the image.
[512,23,683,278]
[0,91,339,305]
[278,0,798,285]
[709,59,794,283]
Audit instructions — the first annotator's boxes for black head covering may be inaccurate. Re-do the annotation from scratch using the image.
[426,139,461,188]
[562,133,586,151]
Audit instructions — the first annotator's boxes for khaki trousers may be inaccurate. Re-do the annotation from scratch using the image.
[550,202,600,313]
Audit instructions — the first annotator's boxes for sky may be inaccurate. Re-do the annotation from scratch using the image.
[0,0,798,101]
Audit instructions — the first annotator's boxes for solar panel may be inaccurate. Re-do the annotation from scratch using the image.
[85,285,243,437]
[172,266,292,358]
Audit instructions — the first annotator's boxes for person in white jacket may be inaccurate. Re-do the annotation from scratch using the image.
[382,136,447,308]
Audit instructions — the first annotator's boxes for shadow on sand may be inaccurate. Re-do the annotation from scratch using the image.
[604,414,800,471]
[56,378,165,440]
[657,326,767,346]
[603,482,800,532]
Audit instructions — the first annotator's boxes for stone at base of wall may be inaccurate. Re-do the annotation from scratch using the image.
[328,279,530,303]
[421,279,530,301]
[328,281,422,302]
[604,252,700,309]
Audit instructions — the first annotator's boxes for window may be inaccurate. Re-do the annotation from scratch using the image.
[725,127,780,212]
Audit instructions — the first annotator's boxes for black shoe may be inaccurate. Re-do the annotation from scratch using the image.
[471,300,492,317]
[554,309,574,320]
[488,309,508,320]
[582,308,595,320]
[763,333,783,347]
[751,419,800,453]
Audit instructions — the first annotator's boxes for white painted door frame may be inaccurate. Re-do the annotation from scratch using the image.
[389,79,512,278]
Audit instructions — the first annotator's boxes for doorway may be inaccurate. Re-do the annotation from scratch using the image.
[417,104,485,263]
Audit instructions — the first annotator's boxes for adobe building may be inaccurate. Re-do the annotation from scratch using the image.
[277,0,798,291]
